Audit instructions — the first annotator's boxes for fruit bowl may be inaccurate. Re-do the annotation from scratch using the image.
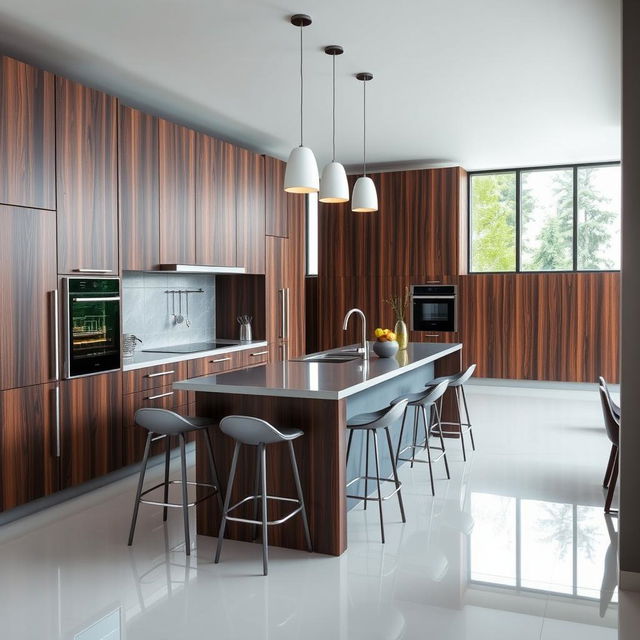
[373,340,399,358]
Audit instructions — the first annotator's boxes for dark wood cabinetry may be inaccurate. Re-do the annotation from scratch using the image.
[0,206,57,391]
[119,105,159,271]
[159,119,196,264]
[236,148,266,273]
[265,156,288,237]
[56,77,118,274]
[59,372,123,488]
[0,383,59,511]
[196,134,237,266]
[0,56,55,210]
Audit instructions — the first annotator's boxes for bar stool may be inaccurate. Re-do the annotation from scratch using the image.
[425,364,477,461]
[346,398,409,544]
[391,380,450,496]
[128,408,224,556]
[214,416,312,576]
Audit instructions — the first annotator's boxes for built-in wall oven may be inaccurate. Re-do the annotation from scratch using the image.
[62,277,121,378]
[410,284,458,332]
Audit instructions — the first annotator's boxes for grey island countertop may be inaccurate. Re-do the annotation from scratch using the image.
[173,342,462,400]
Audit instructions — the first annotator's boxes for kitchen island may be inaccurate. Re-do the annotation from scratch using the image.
[174,342,462,556]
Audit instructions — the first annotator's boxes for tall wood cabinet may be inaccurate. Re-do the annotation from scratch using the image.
[159,119,196,264]
[265,156,288,237]
[236,148,266,273]
[0,205,57,391]
[56,77,118,274]
[119,105,160,271]
[0,56,55,210]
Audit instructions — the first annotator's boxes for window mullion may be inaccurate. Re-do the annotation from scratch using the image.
[572,166,578,271]
[515,169,521,273]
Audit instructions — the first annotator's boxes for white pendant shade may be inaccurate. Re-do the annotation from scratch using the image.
[284,146,319,193]
[319,161,349,203]
[351,176,378,212]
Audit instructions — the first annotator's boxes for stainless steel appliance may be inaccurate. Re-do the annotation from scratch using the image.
[410,284,457,332]
[63,277,121,378]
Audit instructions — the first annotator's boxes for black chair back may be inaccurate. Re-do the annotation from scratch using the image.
[598,376,621,419]
[599,385,620,447]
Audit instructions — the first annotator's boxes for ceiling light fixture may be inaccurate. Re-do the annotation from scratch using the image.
[319,45,349,204]
[351,72,378,213]
[284,14,319,194]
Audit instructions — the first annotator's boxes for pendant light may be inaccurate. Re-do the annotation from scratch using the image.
[319,45,349,203]
[351,72,378,213]
[284,14,319,194]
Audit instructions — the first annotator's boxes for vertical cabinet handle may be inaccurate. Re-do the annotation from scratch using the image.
[53,385,61,458]
[50,290,60,381]
[283,288,289,340]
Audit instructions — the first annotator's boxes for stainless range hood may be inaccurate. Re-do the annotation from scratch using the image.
[158,264,246,274]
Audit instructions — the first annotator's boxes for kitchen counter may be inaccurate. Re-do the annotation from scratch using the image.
[122,339,268,371]
[182,341,463,557]
[173,342,461,399]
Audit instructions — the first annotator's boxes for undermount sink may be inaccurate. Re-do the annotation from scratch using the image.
[300,354,360,363]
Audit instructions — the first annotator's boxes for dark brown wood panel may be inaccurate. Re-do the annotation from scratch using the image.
[265,155,288,237]
[56,77,118,274]
[195,134,237,266]
[159,119,196,264]
[122,360,187,395]
[215,274,266,341]
[195,392,347,556]
[236,148,265,273]
[0,383,59,511]
[60,372,123,488]
[187,352,243,378]
[0,206,57,390]
[0,56,55,210]
[119,105,159,271]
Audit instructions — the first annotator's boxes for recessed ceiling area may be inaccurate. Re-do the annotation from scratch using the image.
[0,0,620,171]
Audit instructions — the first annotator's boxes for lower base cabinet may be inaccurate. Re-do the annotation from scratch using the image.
[60,372,123,489]
[0,383,59,511]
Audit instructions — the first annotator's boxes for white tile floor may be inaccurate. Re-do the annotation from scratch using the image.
[1,383,639,639]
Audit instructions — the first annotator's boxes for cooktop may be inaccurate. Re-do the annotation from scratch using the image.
[142,341,235,354]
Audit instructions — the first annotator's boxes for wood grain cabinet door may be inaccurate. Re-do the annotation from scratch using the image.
[0,206,58,391]
[56,77,118,275]
[159,119,196,264]
[59,371,123,489]
[0,56,55,210]
[196,133,236,266]
[119,105,160,271]
[0,383,59,511]
[265,155,288,238]
[236,148,265,273]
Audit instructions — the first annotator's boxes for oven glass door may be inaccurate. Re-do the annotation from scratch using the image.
[412,297,456,331]
[67,279,120,377]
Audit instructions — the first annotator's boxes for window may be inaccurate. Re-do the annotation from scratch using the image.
[469,163,620,273]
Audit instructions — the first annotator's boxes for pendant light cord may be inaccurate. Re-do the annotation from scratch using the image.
[299,26,304,147]
[363,80,367,176]
[332,54,336,162]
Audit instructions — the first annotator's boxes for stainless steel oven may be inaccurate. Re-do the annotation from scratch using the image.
[63,277,121,378]
[410,284,457,332]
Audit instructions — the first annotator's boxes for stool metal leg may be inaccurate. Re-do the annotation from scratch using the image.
[260,443,269,575]
[395,406,408,465]
[603,444,617,488]
[364,429,370,509]
[460,385,475,451]
[162,435,171,522]
[433,404,450,479]
[203,428,224,511]
[372,430,385,543]
[252,445,261,541]
[455,387,467,462]
[410,407,419,469]
[288,441,312,552]
[604,449,618,513]
[215,442,241,564]
[420,406,435,495]
[179,433,191,556]
[128,432,153,546]
[385,427,406,523]
[346,428,355,461]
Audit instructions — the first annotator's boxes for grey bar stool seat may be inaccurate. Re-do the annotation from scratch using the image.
[346,398,409,544]
[215,416,312,576]
[128,408,224,556]
[391,380,450,496]
[425,364,477,461]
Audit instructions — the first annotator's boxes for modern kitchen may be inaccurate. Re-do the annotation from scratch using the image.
[1,1,639,639]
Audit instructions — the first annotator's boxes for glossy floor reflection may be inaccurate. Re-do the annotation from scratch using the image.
[0,383,637,639]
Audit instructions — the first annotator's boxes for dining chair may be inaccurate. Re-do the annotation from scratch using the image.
[598,385,620,514]
[598,377,620,490]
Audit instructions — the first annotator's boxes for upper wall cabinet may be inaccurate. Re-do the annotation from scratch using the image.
[0,56,55,210]
[119,105,160,271]
[56,77,118,275]
[159,119,196,264]
[265,156,288,238]
[236,147,265,274]
[195,133,236,266]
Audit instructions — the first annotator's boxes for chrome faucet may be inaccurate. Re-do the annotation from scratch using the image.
[343,308,369,360]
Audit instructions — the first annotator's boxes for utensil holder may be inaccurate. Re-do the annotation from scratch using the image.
[239,324,252,342]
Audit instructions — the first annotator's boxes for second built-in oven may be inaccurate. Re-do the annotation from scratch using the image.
[410,284,458,332]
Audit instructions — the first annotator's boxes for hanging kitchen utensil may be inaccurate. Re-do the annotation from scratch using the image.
[185,292,191,327]
[176,291,184,324]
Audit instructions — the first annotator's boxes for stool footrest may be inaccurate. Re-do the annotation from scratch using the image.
[138,480,219,509]
[224,494,303,526]
[346,475,402,502]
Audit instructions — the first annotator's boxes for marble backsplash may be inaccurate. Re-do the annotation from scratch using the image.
[122,272,216,349]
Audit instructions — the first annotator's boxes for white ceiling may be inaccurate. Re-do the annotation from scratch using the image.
[0,0,621,171]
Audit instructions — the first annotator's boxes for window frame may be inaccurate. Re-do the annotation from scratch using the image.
[467,161,621,274]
